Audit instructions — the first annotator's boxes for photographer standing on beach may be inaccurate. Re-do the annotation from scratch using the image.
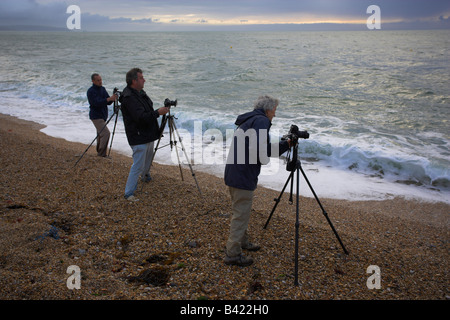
[87,73,117,157]
[120,68,170,202]
[224,95,290,266]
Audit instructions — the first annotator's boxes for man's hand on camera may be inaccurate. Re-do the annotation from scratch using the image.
[107,95,118,103]
[158,106,170,115]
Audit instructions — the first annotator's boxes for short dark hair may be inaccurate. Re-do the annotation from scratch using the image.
[91,73,100,81]
[126,68,143,86]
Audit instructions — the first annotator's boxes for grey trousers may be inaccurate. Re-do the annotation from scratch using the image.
[91,118,110,157]
[226,186,254,257]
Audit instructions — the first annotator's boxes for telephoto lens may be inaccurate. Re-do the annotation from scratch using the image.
[164,98,177,108]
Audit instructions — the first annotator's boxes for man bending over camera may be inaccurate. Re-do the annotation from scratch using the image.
[224,95,290,266]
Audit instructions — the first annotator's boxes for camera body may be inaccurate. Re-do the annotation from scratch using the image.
[282,125,309,144]
[113,87,122,113]
[113,87,122,97]
[164,98,177,108]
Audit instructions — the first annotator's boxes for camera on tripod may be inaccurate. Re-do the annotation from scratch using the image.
[113,88,122,114]
[164,98,177,108]
[265,124,348,287]
[282,125,309,145]
[282,125,309,172]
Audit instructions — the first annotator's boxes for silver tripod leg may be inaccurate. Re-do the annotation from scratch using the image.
[170,118,202,196]
[151,114,202,196]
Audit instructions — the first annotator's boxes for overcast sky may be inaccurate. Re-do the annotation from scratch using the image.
[0,0,449,31]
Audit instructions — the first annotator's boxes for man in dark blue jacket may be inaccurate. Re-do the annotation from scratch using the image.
[120,68,170,201]
[87,73,117,157]
[224,96,290,266]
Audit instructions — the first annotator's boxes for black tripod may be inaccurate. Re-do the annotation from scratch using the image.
[263,139,348,286]
[74,90,121,168]
[152,108,202,196]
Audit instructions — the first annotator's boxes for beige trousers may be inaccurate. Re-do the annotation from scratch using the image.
[226,186,254,257]
[91,119,110,157]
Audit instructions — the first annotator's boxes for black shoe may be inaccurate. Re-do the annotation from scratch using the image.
[242,243,261,252]
[224,253,254,267]
[142,174,152,183]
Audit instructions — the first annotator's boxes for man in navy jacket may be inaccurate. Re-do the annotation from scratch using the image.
[87,73,117,157]
[224,96,290,266]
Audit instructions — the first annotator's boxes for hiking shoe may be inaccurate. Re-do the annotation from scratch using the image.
[242,242,261,252]
[125,195,139,202]
[224,254,254,267]
[142,174,152,183]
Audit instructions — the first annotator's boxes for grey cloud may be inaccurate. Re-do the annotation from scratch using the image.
[0,0,67,26]
[0,0,449,31]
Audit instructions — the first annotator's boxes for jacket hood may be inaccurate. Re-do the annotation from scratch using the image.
[235,108,267,126]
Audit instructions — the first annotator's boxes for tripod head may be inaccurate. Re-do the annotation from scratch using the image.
[286,144,299,172]
[282,124,309,172]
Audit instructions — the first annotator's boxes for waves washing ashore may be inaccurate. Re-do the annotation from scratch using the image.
[0,30,449,203]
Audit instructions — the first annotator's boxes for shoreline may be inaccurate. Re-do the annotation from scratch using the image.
[0,113,448,300]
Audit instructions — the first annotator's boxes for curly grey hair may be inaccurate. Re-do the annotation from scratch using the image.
[253,95,279,111]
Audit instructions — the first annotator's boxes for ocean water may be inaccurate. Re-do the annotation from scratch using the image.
[0,30,449,203]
